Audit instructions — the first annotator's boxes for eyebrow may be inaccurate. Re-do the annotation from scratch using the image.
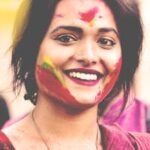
[98,28,119,38]
[50,26,119,37]
[51,26,82,34]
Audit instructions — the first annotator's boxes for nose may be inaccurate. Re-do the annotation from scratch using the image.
[74,41,99,66]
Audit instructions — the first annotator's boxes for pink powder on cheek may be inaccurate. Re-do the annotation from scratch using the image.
[36,65,76,104]
[96,58,122,102]
[79,7,99,23]
[36,65,94,108]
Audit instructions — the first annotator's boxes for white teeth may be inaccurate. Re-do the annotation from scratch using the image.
[69,72,97,80]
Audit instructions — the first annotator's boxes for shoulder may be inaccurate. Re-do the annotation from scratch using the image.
[0,130,15,150]
[100,123,150,150]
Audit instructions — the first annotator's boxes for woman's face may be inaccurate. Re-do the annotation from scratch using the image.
[36,0,122,108]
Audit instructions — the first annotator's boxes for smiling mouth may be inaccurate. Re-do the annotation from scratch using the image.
[64,68,103,86]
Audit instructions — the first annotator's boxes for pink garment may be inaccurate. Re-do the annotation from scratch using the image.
[2,113,28,129]
[101,98,147,132]
[0,131,15,150]
[3,98,147,132]
[100,123,150,150]
[1,124,150,149]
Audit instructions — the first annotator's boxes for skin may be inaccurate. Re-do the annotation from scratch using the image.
[3,0,122,149]
[36,0,122,108]
[79,6,99,26]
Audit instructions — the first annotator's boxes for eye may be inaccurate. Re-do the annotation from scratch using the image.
[54,34,77,45]
[97,37,116,49]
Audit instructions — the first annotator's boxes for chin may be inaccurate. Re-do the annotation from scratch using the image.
[70,92,99,106]
[45,90,98,110]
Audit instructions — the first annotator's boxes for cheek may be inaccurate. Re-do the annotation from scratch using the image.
[96,58,122,102]
[38,54,65,86]
[104,52,122,72]
[38,40,65,65]
[35,65,87,108]
[39,47,74,67]
[36,54,80,106]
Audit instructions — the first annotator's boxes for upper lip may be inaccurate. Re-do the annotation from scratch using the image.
[63,68,103,80]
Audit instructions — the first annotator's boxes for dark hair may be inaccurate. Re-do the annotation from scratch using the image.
[11,0,143,114]
[11,0,58,104]
[0,96,10,128]
[99,0,143,115]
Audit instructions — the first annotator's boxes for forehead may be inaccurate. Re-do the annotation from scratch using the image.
[54,0,114,20]
[48,0,117,31]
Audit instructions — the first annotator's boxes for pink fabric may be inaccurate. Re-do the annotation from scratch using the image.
[2,113,28,129]
[100,123,150,150]
[101,98,147,132]
[1,124,150,149]
[3,98,147,132]
[0,131,15,150]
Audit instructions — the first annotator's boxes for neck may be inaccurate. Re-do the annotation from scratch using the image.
[33,94,99,142]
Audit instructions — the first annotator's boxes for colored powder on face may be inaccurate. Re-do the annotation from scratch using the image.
[96,58,122,102]
[36,65,90,108]
[36,65,72,101]
[41,55,65,86]
[79,7,99,23]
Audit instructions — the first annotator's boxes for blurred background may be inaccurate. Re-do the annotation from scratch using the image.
[0,0,34,121]
[0,0,150,127]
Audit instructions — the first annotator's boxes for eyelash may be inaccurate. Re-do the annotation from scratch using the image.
[54,34,116,49]
[97,37,116,49]
[54,34,77,45]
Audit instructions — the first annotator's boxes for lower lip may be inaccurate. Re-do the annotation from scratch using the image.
[67,75,100,86]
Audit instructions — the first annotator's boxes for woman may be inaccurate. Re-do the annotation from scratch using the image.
[1,0,150,149]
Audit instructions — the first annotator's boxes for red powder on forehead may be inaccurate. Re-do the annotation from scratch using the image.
[79,7,99,23]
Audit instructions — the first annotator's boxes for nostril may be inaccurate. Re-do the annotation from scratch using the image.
[76,57,97,66]
[74,49,99,66]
